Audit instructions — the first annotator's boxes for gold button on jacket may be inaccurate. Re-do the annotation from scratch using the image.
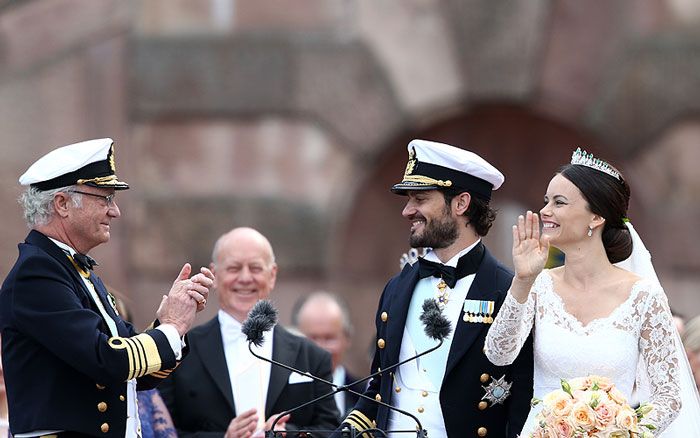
[477,426,487,436]
[480,373,490,383]
[97,402,107,412]
[381,312,388,322]
[478,401,488,410]
[100,423,110,433]
[377,338,386,349]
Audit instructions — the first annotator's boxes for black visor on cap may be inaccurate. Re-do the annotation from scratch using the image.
[31,159,129,191]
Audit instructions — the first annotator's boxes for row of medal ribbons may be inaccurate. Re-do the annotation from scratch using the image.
[462,299,495,323]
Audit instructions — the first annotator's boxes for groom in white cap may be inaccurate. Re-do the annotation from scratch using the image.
[0,138,214,437]
[342,140,533,438]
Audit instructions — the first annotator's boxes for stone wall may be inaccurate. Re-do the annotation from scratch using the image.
[2,0,700,376]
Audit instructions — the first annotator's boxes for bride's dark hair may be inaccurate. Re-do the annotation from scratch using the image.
[559,163,633,263]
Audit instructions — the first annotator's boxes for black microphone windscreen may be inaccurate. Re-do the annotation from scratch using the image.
[419,298,451,341]
[241,300,278,347]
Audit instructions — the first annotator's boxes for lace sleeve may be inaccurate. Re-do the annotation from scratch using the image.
[637,284,681,434]
[485,276,539,366]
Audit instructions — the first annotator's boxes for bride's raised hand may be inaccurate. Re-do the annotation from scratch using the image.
[512,211,550,283]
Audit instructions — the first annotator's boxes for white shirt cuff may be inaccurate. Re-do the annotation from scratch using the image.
[156,324,186,360]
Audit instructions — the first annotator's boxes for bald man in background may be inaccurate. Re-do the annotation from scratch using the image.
[292,292,367,419]
[161,227,339,437]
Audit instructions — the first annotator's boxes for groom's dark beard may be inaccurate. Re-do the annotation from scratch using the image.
[409,205,459,249]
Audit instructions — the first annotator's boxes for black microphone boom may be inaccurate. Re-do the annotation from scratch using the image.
[242,299,448,437]
[241,299,278,347]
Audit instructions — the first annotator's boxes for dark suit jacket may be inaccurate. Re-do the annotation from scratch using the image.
[0,230,180,437]
[160,317,340,437]
[347,247,534,438]
[340,370,366,419]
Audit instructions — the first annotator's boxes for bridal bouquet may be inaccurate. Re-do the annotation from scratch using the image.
[530,375,655,438]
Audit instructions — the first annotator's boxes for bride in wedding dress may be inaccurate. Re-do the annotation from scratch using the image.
[484,149,700,436]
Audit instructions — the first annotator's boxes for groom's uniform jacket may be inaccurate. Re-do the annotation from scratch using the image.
[345,247,534,438]
[0,230,182,437]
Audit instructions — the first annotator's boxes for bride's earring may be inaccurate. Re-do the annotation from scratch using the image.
[587,226,593,237]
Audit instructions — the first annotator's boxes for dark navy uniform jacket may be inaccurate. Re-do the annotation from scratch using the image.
[0,230,182,437]
[345,247,534,438]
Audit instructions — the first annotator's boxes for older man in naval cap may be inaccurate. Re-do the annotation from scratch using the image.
[0,138,214,437]
[341,140,534,438]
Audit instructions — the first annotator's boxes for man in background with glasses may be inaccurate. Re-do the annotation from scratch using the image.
[0,138,214,437]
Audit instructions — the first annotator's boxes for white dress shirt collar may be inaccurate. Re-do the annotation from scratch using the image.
[423,238,481,267]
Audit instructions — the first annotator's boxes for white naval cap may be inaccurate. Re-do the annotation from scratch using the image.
[391,139,504,200]
[19,138,129,191]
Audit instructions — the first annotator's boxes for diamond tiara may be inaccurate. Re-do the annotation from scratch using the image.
[570,147,621,180]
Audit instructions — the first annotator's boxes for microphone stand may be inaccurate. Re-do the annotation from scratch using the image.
[249,340,441,437]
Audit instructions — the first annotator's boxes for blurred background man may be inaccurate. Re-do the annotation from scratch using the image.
[161,227,339,438]
[292,292,366,419]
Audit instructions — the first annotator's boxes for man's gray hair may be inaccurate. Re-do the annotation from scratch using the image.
[19,185,82,228]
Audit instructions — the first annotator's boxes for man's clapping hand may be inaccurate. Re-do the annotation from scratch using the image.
[156,263,215,336]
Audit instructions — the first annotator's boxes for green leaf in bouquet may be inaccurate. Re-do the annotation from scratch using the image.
[530,397,542,407]
[560,378,572,396]
[635,402,654,419]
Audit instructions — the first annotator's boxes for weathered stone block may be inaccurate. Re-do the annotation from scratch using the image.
[442,0,549,100]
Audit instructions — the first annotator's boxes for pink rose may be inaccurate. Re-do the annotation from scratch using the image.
[551,417,574,437]
[594,399,618,429]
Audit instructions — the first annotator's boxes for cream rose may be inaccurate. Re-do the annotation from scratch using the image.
[615,406,639,432]
[589,375,614,391]
[543,390,574,417]
[607,386,627,405]
[570,401,596,430]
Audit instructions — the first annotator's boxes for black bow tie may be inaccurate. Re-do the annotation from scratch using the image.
[418,242,484,288]
[73,253,98,271]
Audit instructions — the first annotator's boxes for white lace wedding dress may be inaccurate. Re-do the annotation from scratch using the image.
[484,270,698,437]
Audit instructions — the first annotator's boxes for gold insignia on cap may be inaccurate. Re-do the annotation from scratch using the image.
[109,144,116,172]
[401,174,452,188]
[404,146,417,176]
[77,175,120,186]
